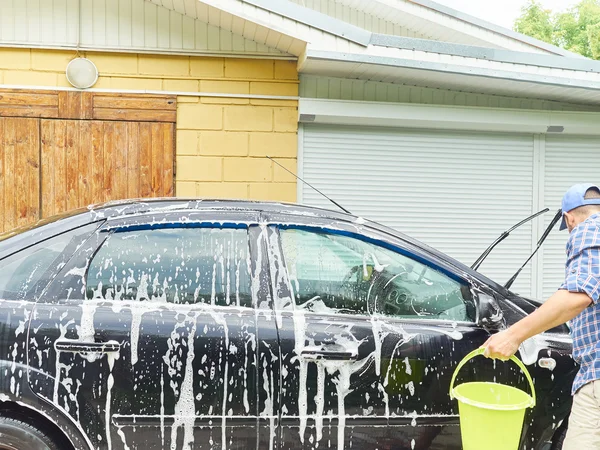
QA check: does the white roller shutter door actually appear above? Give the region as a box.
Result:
[301,125,536,297]
[543,136,600,299]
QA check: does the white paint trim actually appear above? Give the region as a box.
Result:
[0,43,296,60]
[299,98,600,136]
[534,134,547,301]
[0,84,299,101]
[297,124,305,203]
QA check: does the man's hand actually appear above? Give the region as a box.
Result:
[481,290,590,361]
[482,329,521,361]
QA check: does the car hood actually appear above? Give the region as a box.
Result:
[507,294,571,335]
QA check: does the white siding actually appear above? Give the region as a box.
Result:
[299,75,600,112]
[300,124,536,296]
[0,0,285,56]
[542,136,600,299]
[289,0,431,39]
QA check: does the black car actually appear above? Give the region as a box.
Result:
[0,199,575,450]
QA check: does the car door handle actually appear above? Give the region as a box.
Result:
[55,340,121,354]
[301,346,358,361]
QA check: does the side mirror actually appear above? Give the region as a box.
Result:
[477,292,505,332]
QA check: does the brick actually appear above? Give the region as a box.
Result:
[139,55,190,76]
[224,106,273,131]
[199,132,248,156]
[177,104,223,130]
[177,156,222,182]
[110,77,162,90]
[190,57,224,77]
[197,182,249,199]
[31,50,73,71]
[200,80,249,94]
[225,59,274,79]
[274,107,297,132]
[176,130,200,155]
[250,82,298,96]
[0,48,30,69]
[178,96,200,103]
[87,52,138,75]
[250,99,298,107]
[163,79,200,92]
[201,97,249,105]
[249,133,297,158]
[224,158,272,182]
[176,181,198,197]
[273,158,297,182]
[4,70,58,86]
[274,60,298,80]
[249,182,296,202]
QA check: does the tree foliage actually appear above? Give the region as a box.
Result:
[514,0,600,59]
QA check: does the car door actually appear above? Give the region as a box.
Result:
[265,219,525,450]
[28,210,272,450]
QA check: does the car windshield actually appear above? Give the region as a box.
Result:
[0,207,90,243]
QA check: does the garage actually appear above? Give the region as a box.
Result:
[298,105,600,299]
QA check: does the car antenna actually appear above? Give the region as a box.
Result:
[266,155,352,214]
[471,208,550,271]
[505,208,562,290]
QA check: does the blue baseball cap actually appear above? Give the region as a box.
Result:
[560,183,600,230]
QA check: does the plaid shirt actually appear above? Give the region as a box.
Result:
[560,212,600,395]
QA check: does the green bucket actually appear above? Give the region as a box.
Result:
[449,348,536,450]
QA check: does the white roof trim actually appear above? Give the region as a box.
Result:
[240,0,371,45]
[305,47,600,87]
[370,35,600,73]
[302,48,600,105]
[409,0,583,58]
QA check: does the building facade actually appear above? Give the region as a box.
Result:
[3,0,600,297]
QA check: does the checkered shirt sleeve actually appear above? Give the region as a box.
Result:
[560,221,600,303]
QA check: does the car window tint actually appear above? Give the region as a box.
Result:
[280,228,475,322]
[0,223,99,300]
[86,227,252,307]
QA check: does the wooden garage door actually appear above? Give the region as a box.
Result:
[41,120,174,217]
[0,90,176,232]
[0,117,40,232]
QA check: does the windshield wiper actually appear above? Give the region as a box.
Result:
[471,208,550,271]
[505,208,562,290]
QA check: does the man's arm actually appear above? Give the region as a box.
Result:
[482,289,591,360]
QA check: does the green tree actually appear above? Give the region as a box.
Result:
[514,0,553,43]
[513,0,600,59]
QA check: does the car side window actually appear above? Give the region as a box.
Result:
[86,227,252,307]
[280,228,475,322]
[0,223,100,300]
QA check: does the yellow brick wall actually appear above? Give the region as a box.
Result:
[0,48,299,203]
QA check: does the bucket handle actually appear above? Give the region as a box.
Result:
[449,348,536,407]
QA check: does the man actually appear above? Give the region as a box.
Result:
[483,183,600,448]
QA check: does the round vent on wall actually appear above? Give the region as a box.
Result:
[66,57,99,89]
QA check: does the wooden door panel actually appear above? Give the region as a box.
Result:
[40,120,175,217]
[0,117,40,232]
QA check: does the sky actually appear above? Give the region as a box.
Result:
[433,0,580,29]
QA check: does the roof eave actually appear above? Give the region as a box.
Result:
[405,0,584,58]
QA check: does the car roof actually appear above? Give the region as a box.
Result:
[2,198,511,297]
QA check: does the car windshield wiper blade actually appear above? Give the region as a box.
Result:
[471,208,550,271]
[505,208,562,290]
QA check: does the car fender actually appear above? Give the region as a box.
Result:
[0,360,95,450]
